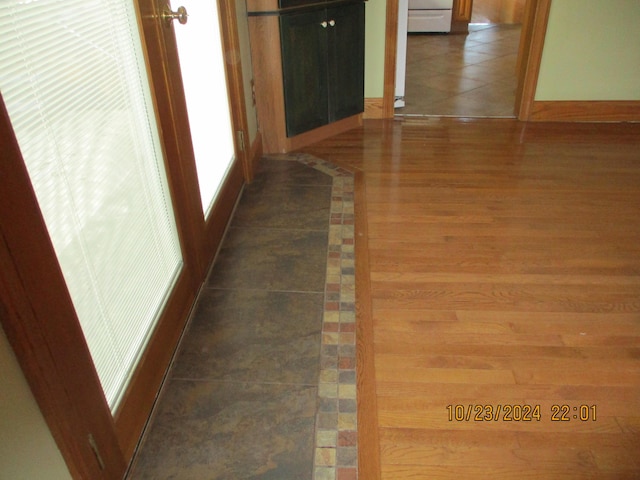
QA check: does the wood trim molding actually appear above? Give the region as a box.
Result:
[114,273,196,459]
[354,169,382,480]
[248,131,264,178]
[112,0,207,459]
[529,101,640,122]
[516,0,552,120]
[135,0,206,279]
[117,0,252,451]
[364,98,385,119]
[247,15,289,153]
[202,159,245,267]
[382,0,399,119]
[454,0,473,19]
[451,0,473,33]
[218,0,255,183]
[285,114,363,152]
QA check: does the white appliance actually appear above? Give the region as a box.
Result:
[408,0,453,33]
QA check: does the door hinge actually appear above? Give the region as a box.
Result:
[88,433,106,471]
[236,130,245,152]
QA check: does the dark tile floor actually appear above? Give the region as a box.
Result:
[127,155,357,480]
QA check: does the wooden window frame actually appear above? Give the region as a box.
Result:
[0,0,254,476]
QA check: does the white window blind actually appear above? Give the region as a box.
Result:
[0,0,183,410]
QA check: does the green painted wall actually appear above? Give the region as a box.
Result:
[536,0,640,100]
[359,0,640,103]
[364,0,388,98]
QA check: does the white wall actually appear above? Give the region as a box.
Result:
[0,327,71,480]
[536,0,640,100]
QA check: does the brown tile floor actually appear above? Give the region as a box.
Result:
[126,155,357,480]
[397,24,522,117]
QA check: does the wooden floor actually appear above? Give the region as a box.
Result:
[301,118,640,480]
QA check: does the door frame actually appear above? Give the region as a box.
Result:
[381,0,553,119]
[200,0,255,271]
[0,0,252,476]
[134,0,254,279]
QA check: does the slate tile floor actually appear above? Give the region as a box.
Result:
[127,154,357,480]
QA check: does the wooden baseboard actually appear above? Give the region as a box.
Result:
[280,114,362,153]
[450,20,469,34]
[364,98,385,119]
[247,132,263,182]
[203,159,244,267]
[530,101,640,122]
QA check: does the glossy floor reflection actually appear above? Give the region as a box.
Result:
[127,156,357,480]
[398,24,522,117]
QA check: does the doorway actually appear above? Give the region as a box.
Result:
[397,0,526,117]
[386,0,552,120]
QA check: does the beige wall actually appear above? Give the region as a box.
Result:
[364,0,388,99]
[236,0,259,144]
[0,327,71,479]
[536,0,640,100]
[361,0,640,103]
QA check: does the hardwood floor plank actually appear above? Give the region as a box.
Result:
[374,310,640,336]
[375,383,640,407]
[377,399,622,432]
[370,273,640,287]
[374,363,517,385]
[380,443,600,470]
[370,283,640,313]
[381,465,640,480]
[300,118,640,479]
[379,428,640,473]
[373,330,566,347]
[373,343,640,360]
[375,354,640,383]
[353,169,383,480]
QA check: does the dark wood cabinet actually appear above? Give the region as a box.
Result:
[280,2,365,137]
[247,0,365,153]
[280,9,329,136]
[327,4,365,123]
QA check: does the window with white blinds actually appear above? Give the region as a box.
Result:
[0,0,183,410]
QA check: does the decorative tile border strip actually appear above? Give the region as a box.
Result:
[267,153,357,480]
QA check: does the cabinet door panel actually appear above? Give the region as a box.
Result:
[280,10,329,137]
[327,3,365,123]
